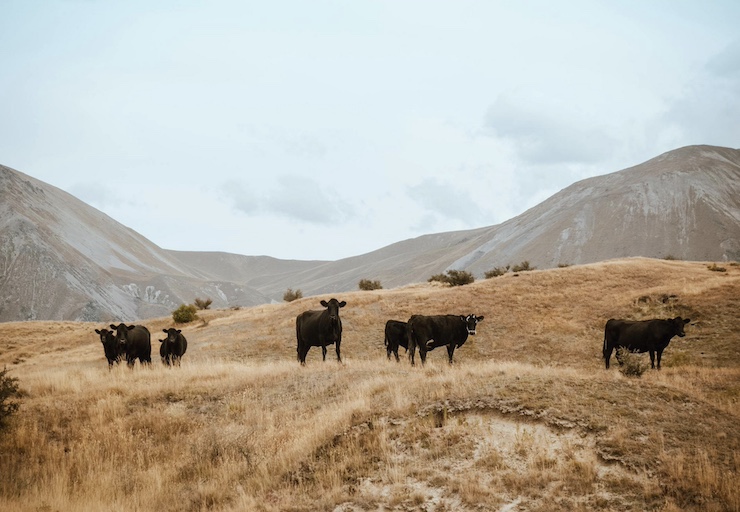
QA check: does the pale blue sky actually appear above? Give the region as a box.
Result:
[2,1,739,260]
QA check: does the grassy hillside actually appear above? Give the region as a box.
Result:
[0,258,738,511]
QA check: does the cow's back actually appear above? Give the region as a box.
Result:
[297,310,324,342]
[128,326,152,357]
[385,320,408,348]
[177,333,188,356]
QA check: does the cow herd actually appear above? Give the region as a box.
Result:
[94,298,691,371]
[296,298,484,366]
[94,323,188,369]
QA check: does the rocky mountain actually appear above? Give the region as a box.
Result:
[1,144,739,322]
[0,167,317,322]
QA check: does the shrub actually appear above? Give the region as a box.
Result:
[358,279,382,291]
[172,304,198,324]
[194,297,213,310]
[616,348,648,378]
[557,263,571,268]
[0,367,20,428]
[283,288,303,302]
[484,266,509,279]
[512,261,535,272]
[428,269,475,286]
[707,263,726,272]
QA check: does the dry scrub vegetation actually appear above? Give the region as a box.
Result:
[0,257,739,511]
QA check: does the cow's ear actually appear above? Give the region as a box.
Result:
[460,315,466,321]
[95,329,102,334]
[163,329,168,334]
[127,325,136,330]
[176,329,181,334]
[476,316,484,322]
[338,301,346,308]
[159,339,165,343]
[320,300,329,307]
[683,318,691,324]
[109,324,116,330]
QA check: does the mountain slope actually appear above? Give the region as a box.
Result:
[0,166,275,321]
[446,145,740,275]
[1,144,739,321]
[181,145,739,300]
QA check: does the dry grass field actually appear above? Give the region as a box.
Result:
[0,257,739,511]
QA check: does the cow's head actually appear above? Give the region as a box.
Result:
[96,328,121,360]
[320,298,346,324]
[163,328,181,343]
[95,328,113,345]
[461,314,484,335]
[110,323,136,346]
[671,317,691,337]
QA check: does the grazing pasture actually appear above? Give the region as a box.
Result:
[0,258,738,511]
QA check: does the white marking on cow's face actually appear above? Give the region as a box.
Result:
[464,314,481,335]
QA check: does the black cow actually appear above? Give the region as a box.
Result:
[603,316,691,370]
[384,320,408,362]
[110,323,152,367]
[160,328,188,366]
[95,328,123,368]
[296,298,346,365]
[407,314,484,365]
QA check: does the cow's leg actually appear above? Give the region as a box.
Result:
[419,346,427,365]
[299,345,309,365]
[655,349,663,370]
[335,341,342,363]
[321,345,328,361]
[394,349,400,363]
[408,340,417,366]
[649,350,656,369]
[447,344,455,364]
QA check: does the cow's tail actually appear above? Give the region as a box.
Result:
[603,332,607,359]
[407,323,417,362]
[384,331,389,348]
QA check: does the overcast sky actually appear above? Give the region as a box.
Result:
[2,1,739,260]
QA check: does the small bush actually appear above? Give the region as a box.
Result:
[428,269,475,286]
[558,263,571,268]
[512,261,535,272]
[172,304,198,324]
[707,263,726,272]
[0,367,20,428]
[283,288,303,302]
[484,266,509,279]
[358,279,382,291]
[194,297,213,310]
[616,348,648,378]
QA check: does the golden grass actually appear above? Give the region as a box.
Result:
[0,257,738,511]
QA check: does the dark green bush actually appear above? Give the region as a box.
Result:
[0,367,20,428]
[283,288,303,302]
[172,304,198,324]
[512,261,535,272]
[358,279,382,291]
[194,297,213,310]
[484,265,510,278]
[707,263,726,272]
[429,269,475,286]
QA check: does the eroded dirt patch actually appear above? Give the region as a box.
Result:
[331,411,657,512]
